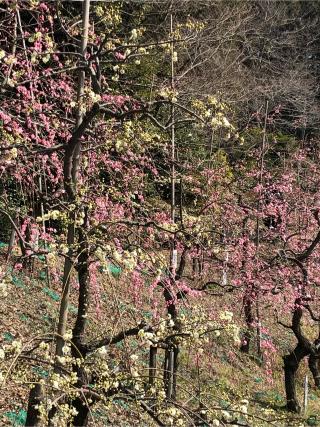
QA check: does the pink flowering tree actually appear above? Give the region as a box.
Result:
[0,2,244,425]
[1,1,319,425]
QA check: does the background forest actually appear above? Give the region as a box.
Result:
[0,1,320,426]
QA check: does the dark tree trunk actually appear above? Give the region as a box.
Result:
[72,228,90,354]
[283,343,309,412]
[162,245,186,400]
[21,222,32,271]
[70,370,91,427]
[163,283,177,399]
[25,384,43,426]
[175,247,187,281]
[309,353,320,388]
[172,346,179,399]
[164,348,173,398]
[70,224,91,426]
[192,257,197,276]
[72,404,89,427]
[149,345,157,385]
[163,345,179,399]
[240,292,254,353]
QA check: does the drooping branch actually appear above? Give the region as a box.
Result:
[303,304,320,322]
[123,388,166,427]
[83,323,152,355]
[0,208,26,252]
[296,229,320,261]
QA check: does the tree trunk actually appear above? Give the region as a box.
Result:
[72,400,90,427]
[256,299,263,365]
[164,348,174,398]
[56,221,75,358]
[22,222,32,271]
[72,226,90,356]
[164,346,179,399]
[163,283,177,399]
[172,346,179,399]
[32,2,91,425]
[25,384,43,426]
[149,346,157,385]
[69,220,91,426]
[308,353,320,388]
[69,230,90,425]
[240,292,254,353]
[283,343,309,412]
[70,366,91,427]
[55,0,90,359]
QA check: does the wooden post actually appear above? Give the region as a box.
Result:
[303,374,308,415]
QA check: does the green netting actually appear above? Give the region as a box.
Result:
[218,399,229,409]
[39,271,47,281]
[3,332,14,342]
[4,409,27,426]
[42,287,59,302]
[142,310,152,319]
[108,263,122,278]
[32,366,49,378]
[114,399,129,410]
[306,416,319,426]
[12,276,27,290]
[69,304,78,314]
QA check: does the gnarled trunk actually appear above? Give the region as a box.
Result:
[283,344,309,412]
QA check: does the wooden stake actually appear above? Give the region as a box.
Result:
[303,374,308,415]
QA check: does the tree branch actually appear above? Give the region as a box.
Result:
[85,323,152,354]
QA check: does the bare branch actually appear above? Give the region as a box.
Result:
[85,323,152,354]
